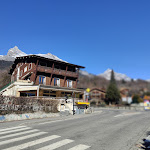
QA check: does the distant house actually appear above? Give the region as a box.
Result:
[0,54,85,98]
[143,95,150,101]
[89,88,106,105]
[120,88,132,104]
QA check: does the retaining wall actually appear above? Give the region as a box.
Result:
[0,111,59,122]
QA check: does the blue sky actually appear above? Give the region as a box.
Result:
[0,0,150,79]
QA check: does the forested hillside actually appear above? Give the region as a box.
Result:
[0,61,12,89]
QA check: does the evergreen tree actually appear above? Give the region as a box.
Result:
[132,94,143,103]
[106,70,121,104]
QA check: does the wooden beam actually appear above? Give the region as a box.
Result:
[50,63,55,85]
[63,66,68,87]
[75,68,79,88]
[33,60,39,83]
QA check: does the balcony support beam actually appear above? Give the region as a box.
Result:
[50,63,54,85]
[63,66,68,87]
[75,68,79,88]
[32,60,39,84]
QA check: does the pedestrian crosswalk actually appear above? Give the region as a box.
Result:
[0,126,90,150]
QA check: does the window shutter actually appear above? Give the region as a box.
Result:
[39,76,41,84]
[54,78,56,86]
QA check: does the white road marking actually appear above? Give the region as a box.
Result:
[3,135,60,150]
[114,112,141,117]
[0,126,27,132]
[38,111,103,125]
[68,144,91,150]
[36,139,74,150]
[0,127,31,135]
[0,129,39,140]
[0,125,91,150]
[0,132,46,146]
[39,120,62,125]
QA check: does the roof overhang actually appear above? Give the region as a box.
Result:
[10,55,85,74]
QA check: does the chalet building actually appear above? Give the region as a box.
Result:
[0,55,85,98]
[120,88,132,104]
[89,88,106,105]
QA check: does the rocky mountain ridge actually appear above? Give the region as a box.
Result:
[0,46,66,62]
[80,69,132,81]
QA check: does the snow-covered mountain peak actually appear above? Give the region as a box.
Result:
[146,79,150,82]
[103,68,112,73]
[0,46,66,62]
[98,69,131,81]
[36,52,66,62]
[79,70,94,78]
[7,46,26,58]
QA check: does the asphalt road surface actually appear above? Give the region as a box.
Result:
[0,109,150,150]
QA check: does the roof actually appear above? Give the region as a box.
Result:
[143,95,150,100]
[90,88,106,93]
[10,54,85,74]
[19,55,84,68]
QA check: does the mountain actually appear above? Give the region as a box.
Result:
[7,46,27,58]
[0,46,27,61]
[146,79,150,82]
[0,46,66,62]
[79,70,94,78]
[98,69,132,81]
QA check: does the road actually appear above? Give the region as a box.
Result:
[0,109,150,150]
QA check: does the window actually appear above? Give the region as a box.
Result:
[67,80,72,88]
[24,66,27,73]
[28,63,32,70]
[39,76,46,85]
[54,78,60,86]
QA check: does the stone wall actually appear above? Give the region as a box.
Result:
[0,96,59,115]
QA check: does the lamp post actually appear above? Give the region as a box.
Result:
[72,92,75,115]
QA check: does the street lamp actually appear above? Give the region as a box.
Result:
[72,92,75,115]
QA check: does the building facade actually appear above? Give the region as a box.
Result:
[89,88,106,105]
[1,55,85,98]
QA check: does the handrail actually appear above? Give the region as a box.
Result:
[37,65,78,77]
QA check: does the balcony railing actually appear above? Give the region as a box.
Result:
[37,66,78,78]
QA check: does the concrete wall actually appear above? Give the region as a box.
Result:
[0,112,59,122]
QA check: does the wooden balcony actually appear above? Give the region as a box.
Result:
[37,66,78,78]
